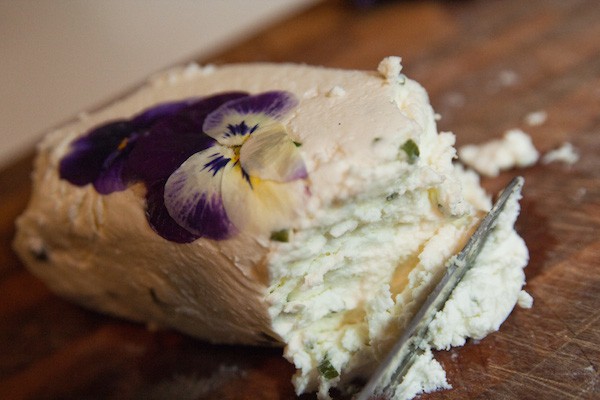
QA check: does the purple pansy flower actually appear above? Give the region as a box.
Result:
[59,91,307,243]
[59,98,198,194]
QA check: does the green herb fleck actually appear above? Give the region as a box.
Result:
[318,357,339,380]
[372,137,382,144]
[401,139,420,164]
[293,141,302,147]
[270,229,290,242]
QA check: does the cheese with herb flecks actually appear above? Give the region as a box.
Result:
[14,58,529,399]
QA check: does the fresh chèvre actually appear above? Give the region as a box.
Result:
[13,57,529,399]
[458,128,539,177]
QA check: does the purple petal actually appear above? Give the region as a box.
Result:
[164,149,237,240]
[125,92,249,185]
[58,101,192,192]
[203,91,298,135]
[145,181,199,243]
[131,98,197,126]
[124,117,216,184]
[174,92,250,133]
[59,120,133,190]
[60,91,262,243]
[164,177,236,240]
[177,191,234,240]
[93,156,129,194]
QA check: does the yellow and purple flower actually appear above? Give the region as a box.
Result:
[59,91,307,242]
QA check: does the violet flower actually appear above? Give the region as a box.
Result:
[59,99,196,194]
[59,91,307,243]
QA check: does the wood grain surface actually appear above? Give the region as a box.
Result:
[1,0,599,399]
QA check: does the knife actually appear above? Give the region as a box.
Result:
[355,176,524,400]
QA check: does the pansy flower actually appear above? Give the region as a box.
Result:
[58,99,196,194]
[59,91,307,243]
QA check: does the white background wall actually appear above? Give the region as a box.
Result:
[0,0,315,168]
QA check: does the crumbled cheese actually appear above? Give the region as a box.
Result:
[498,69,519,87]
[542,142,579,165]
[459,129,539,177]
[443,92,466,108]
[517,290,534,309]
[524,110,548,126]
[427,187,528,350]
[378,56,403,82]
[14,59,531,400]
[391,349,451,400]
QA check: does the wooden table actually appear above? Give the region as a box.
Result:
[1,0,599,398]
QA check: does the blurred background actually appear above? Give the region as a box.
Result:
[0,0,316,169]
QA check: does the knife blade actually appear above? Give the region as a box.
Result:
[355,176,524,400]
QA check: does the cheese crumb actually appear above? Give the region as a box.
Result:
[378,56,403,82]
[517,290,534,308]
[443,92,465,108]
[498,69,519,87]
[524,110,548,126]
[392,349,450,400]
[542,142,579,165]
[182,62,202,78]
[458,129,539,177]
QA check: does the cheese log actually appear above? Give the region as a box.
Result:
[14,58,529,399]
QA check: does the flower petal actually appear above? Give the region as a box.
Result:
[145,180,199,243]
[125,92,249,185]
[125,117,216,185]
[239,124,307,182]
[59,120,134,191]
[238,124,306,183]
[203,91,298,146]
[130,98,196,127]
[164,146,236,240]
[221,161,304,235]
[93,155,128,194]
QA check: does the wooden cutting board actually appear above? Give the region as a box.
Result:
[1,0,599,399]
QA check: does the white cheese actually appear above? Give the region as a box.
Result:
[518,290,534,309]
[524,110,548,126]
[458,128,539,177]
[391,349,451,400]
[542,142,579,165]
[14,58,530,400]
[426,187,528,350]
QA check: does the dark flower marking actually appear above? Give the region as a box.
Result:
[204,154,231,176]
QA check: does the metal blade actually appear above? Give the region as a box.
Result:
[355,176,524,400]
